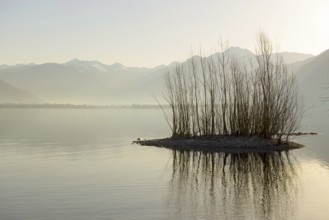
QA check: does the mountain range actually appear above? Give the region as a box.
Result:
[0,47,326,107]
[297,49,329,108]
[0,79,43,104]
[0,59,165,104]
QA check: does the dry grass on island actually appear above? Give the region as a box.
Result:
[135,32,306,153]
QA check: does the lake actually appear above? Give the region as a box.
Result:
[0,108,328,220]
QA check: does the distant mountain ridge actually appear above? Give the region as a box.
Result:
[297,49,329,107]
[0,58,166,104]
[275,52,313,64]
[0,79,43,104]
[0,47,319,105]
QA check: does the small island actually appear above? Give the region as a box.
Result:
[134,136,304,153]
[135,33,306,153]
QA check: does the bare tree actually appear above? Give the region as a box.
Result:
[161,32,303,143]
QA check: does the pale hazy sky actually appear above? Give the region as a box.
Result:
[1,0,328,67]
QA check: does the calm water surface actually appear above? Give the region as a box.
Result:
[0,108,328,220]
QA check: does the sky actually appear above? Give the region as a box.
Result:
[1,0,329,67]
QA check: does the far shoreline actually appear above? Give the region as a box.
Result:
[0,103,169,109]
[133,135,305,153]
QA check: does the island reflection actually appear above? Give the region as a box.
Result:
[168,150,300,220]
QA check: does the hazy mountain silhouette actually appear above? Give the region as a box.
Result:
[0,48,316,104]
[0,60,166,104]
[297,49,329,108]
[275,52,313,65]
[0,79,43,104]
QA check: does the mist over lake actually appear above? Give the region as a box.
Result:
[1,1,329,219]
[0,43,328,219]
[0,107,328,220]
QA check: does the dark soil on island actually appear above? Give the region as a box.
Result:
[133,135,304,153]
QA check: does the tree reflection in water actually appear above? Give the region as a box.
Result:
[168,150,300,220]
